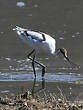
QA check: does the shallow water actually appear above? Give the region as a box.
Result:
[0,0,83,100]
[0,71,83,82]
[0,57,83,83]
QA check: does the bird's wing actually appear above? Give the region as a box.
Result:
[24,30,46,42]
[13,26,46,42]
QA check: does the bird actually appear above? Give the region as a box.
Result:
[13,26,79,78]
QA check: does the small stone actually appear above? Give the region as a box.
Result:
[16,2,25,7]
[58,98,62,103]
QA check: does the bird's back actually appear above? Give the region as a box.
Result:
[13,26,56,55]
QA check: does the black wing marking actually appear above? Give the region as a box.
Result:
[24,30,46,42]
[41,33,46,41]
[24,31,29,37]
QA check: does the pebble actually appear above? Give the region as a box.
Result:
[16,2,25,7]
[59,37,64,40]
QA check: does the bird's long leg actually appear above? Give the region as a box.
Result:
[27,49,45,77]
[27,49,36,77]
[41,65,45,77]
[32,52,36,77]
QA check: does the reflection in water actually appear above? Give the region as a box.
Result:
[31,78,45,97]
[29,78,83,101]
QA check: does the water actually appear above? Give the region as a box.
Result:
[0,57,83,82]
[0,0,83,100]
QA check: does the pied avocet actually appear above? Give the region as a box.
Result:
[13,26,79,77]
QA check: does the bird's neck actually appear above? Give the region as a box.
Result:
[53,49,61,56]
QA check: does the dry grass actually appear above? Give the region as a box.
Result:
[0,90,83,110]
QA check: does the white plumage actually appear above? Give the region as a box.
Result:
[13,26,78,77]
[13,26,56,55]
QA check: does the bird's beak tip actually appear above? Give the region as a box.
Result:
[66,56,80,69]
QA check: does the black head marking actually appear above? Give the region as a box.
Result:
[60,48,67,57]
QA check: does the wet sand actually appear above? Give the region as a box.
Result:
[0,81,83,101]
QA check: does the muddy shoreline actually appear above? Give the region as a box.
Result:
[0,87,83,110]
[0,81,83,102]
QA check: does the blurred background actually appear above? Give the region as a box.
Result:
[0,0,83,73]
[0,0,82,59]
[0,0,83,100]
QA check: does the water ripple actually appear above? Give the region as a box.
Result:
[0,57,83,83]
[0,72,83,83]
